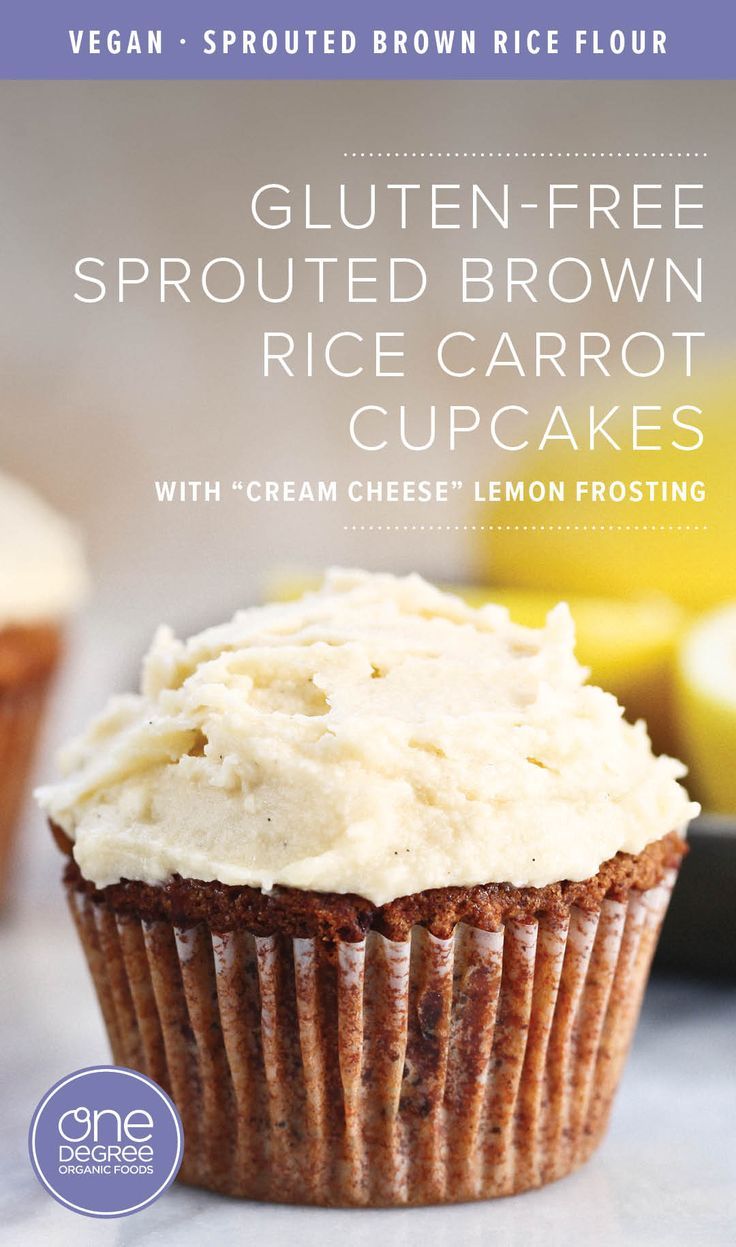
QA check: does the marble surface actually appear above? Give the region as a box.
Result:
[0,895,734,1247]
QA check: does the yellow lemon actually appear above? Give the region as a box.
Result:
[266,571,684,756]
[474,373,735,609]
[676,604,736,812]
[264,568,321,603]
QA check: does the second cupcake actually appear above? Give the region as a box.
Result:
[0,470,87,902]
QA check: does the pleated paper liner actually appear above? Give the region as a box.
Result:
[0,644,59,903]
[65,866,676,1205]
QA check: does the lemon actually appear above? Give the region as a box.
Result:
[264,568,321,604]
[266,571,684,756]
[474,373,735,609]
[676,604,736,812]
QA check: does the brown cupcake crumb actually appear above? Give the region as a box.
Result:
[55,823,686,942]
[0,624,62,691]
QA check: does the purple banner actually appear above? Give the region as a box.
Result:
[1,1,734,80]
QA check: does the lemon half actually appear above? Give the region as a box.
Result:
[474,374,736,609]
[676,604,736,812]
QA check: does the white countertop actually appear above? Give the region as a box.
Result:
[0,894,733,1247]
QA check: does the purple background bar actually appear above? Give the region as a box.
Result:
[1,1,734,80]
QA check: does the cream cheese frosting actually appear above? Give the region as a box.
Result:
[37,570,697,903]
[0,470,88,627]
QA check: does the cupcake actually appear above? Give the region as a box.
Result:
[37,570,696,1205]
[0,471,87,901]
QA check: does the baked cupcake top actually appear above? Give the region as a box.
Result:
[37,569,696,904]
[0,470,88,627]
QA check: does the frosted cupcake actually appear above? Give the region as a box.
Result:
[0,471,87,901]
[37,571,696,1205]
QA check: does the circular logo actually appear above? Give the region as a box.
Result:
[29,1066,184,1218]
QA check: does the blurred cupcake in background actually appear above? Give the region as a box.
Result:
[0,469,87,902]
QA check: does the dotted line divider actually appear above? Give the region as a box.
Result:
[343,523,709,532]
[344,151,707,159]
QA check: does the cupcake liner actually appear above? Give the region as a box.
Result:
[66,868,677,1206]
[0,676,56,902]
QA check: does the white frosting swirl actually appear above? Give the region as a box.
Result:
[0,471,88,626]
[36,570,696,903]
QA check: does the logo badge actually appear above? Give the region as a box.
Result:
[29,1066,184,1218]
